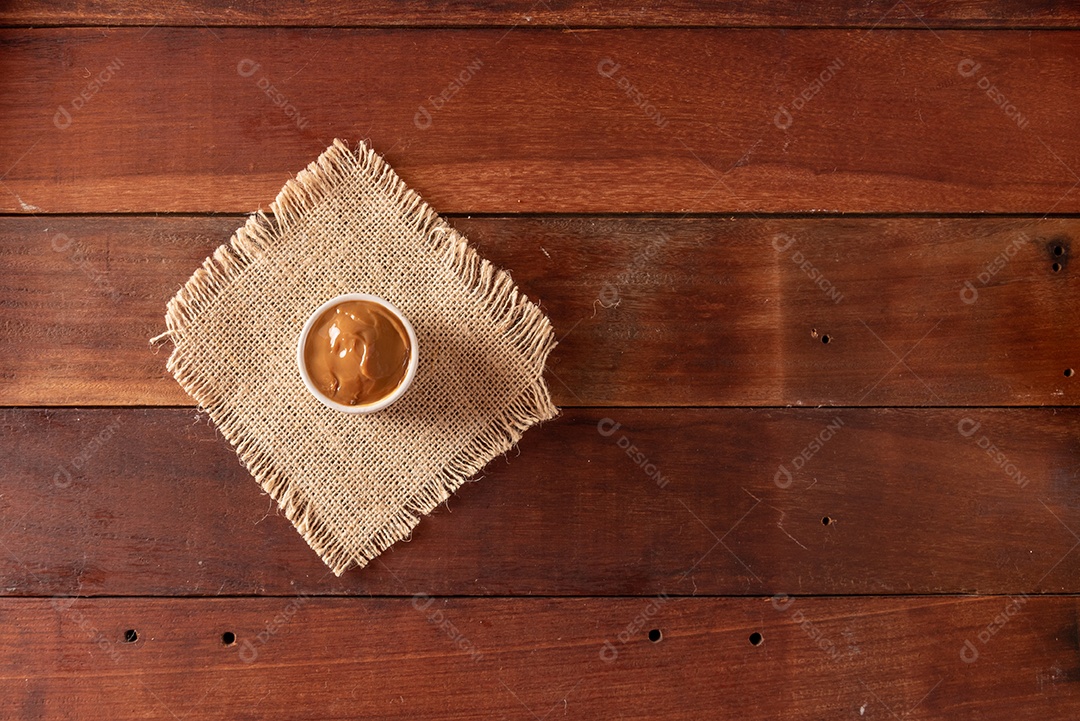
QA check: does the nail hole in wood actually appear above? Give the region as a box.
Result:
[822,516,833,526]
[648,628,662,643]
[821,335,831,344]
[1053,262,1062,272]
[222,631,236,646]
[749,632,763,646]
[1066,369,1074,378]
[123,629,138,643]
[1054,245,1065,257]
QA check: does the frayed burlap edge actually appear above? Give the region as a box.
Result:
[152,139,558,576]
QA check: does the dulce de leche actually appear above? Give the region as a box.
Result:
[302,300,412,406]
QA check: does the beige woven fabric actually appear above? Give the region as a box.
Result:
[155,140,557,575]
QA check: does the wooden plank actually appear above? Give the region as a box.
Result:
[3,0,1078,27]
[2,407,1078,596]
[2,215,1077,407]
[2,595,1077,719]
[2,29,1079,214]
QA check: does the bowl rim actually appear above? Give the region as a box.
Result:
[296,292,419,414]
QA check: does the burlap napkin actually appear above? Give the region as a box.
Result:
[154,139,557,575]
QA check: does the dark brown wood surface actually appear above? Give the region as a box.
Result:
[2,408,1077,597]
[2,29,1079,214]
[2,596,1076,720]
[3,0,1079,27]
[2,216,1076,407]
[2,7,1077,719]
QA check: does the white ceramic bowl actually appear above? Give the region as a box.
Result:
[296,293,419,414]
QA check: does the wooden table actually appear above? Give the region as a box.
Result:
[2,2,1079,718]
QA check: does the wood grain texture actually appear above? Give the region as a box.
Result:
[2,215,1077,407]
[3,596,1078,719]
[2,408,1078,597]
[3,29,1079,214]
[3,0,1079,27]
[2,11,1076,720]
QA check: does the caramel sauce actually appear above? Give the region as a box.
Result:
[303,300,411,406]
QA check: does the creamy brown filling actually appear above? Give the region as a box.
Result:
[303,300,411,406]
